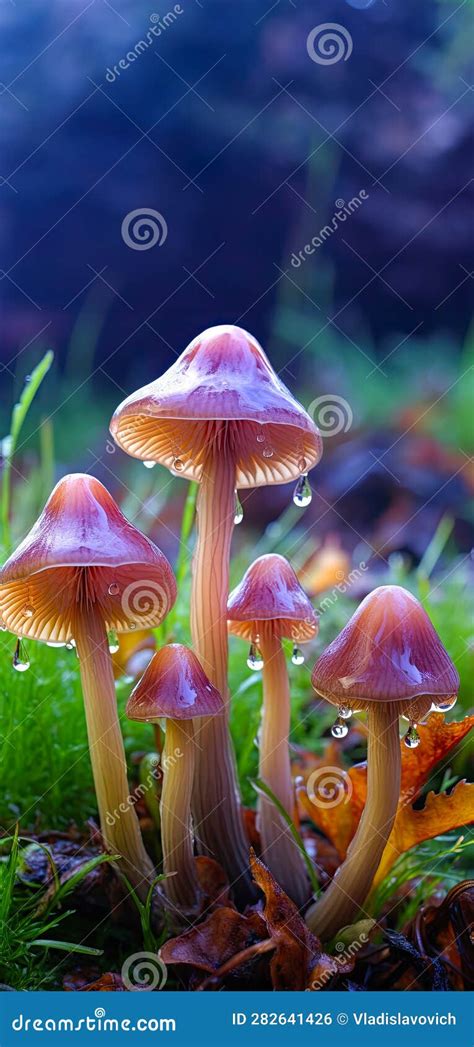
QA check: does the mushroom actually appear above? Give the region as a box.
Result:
[126,644,223,912]
[305,584,460,940]
[227,554,319,906]
[110,325,322,889]
[0,474,176,895]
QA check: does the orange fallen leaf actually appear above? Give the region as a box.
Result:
[298,539,350,597]
[399,713,474,805]
[300,714,474,863]
[374,780,474,886]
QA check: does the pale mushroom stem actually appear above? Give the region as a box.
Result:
[74,608,155,898]
[190,441,252,895]
[306,702,401,940]
[161,719,200,911]
[259,629,310,907]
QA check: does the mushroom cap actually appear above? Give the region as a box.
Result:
[311,585,459,713]
[110,325,322,488]
[0,474,177,644]
[126,644,223,722]
[227,554,318,642]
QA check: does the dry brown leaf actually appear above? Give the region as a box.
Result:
[64,971,125,991]
[195,856,232,910]
[160,907,267,977]
[250,850,322,990]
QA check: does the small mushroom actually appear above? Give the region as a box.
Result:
[0,474,176,895]
[110,325,322,889]
[228,554,319,906]
[126,644,223,913]
[305,584,460,940]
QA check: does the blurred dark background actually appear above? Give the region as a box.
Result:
[0,0,473,564]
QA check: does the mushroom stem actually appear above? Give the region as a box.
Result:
[74,609,155,897]
[258,630,310,906]
[306,702,401,940]
[161,719,200,911]
[190,443,251,895]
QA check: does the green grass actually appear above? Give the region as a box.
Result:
[0,829,110,989]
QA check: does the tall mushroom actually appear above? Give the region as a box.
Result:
[126,644,223,913]
[0,474,176,895]
[305,584,459,940]
[110,325,322,889]
[227,554,318,906]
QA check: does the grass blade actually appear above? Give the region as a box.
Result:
[31,939,103,956]
[250,778,320,895]
[1,350,54,551]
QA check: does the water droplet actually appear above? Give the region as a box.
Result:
[293,473,312,508]
[338,705,353,720]
[256,432,265,444]
[262,447,273,459]
[66,640,76,650]
[291,645,304,665]
[23,605,34,619]
[108,629,119,654]
[13,639,30,673]
[173,458,184,472]
[331,716,349,739]
[234,491,244,525]
[404,724,420,749]
[129,622,137,630]
[108,582,119,596]
[247,643,263,671]
[143,460,156,469]
[431,694,457,713]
